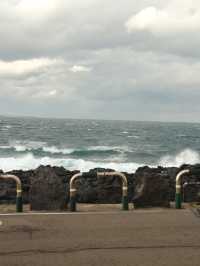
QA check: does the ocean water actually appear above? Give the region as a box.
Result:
[0,116,200,172]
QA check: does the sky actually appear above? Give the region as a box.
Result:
[0,0,200,122]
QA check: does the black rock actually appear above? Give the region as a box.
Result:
[75,168,135,203]
[0,164,200,209]
[0,169,33,204]
[29,165,70,211]
[179,164,200,202]
[133,166,170,208]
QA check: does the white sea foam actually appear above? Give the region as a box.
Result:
[127,135,140,139]
[88,146,127,152]
[14,145,28,152]
[0,145,11,149]
[0,143,28,151]
[0,153,143,173]
[0,142,130,155]
[2,148,199,173]
[4,125,12,129]
[158,149,200,167]
[42,145,130,154]
[0,125,12,131]
[7,140,46,152]
[42,146,74,154]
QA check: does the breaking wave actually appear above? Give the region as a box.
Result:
[42,146,74,154]
[158,149,200,167]
[0,153,143,173]
[0,140,46,152]
[1,142,200,173]
[43,145,128,155]
[0,141,131,156]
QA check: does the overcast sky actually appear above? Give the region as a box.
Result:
[0,0,200,122]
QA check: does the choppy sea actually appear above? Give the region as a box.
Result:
[0,116,200,172]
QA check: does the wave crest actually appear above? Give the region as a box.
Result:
[159,149,200,167]
[0,142,131,156]
[0,153,142,173]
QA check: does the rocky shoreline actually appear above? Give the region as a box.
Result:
[0,164,200,210]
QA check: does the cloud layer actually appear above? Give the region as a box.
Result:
[0,58,60,76]
[0,0,200,122]
[126,3,200,34]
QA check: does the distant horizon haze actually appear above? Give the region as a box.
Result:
[0,113,200,125]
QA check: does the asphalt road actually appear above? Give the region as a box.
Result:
[0,208,200,266]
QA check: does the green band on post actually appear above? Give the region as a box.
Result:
[70,196,77,212]
[175,193,181,209]
[16,196,23,213]
[122,196,129,211]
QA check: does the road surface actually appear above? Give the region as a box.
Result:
[0,208,200,266]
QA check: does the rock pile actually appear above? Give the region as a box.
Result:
[0,164,200,210]
[75,169,135,204]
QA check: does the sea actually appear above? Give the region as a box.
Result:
[0,116,200,173]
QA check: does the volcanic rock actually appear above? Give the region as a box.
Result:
[29,165,71,211]
[133,166,170,208]
[0,169,33,204]
[76,169,135,203]
[179,164,200,202]
[0,164,200,209]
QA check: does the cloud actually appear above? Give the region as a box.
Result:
[17,0,57,14]
[0,58,61,77]
[124,0,200,58]
[31,89,61,99]
[69,65,92,73]
[125,1,200,35]
[49,90,57,96]
[0,1,200,121]
[0,0,140,60]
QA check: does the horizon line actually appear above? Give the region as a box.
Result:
[0,113,200,125]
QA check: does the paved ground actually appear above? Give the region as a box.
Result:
[0,207,200,266]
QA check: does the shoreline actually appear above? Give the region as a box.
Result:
[0,163,182,175]
[0,164,200,209]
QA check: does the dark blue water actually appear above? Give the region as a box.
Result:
[0,115,200,172]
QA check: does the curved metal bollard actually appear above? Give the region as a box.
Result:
[0,174,23,212]
[69,173,82,212]
[97,172,129,211]
[175,170,190,209]
[69,171,129,212]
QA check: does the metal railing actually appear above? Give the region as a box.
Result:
[69,171,129,212]
[0,174,23,212]
[175,170,190,209]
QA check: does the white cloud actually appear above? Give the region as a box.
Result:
[49,90,57,96]
[31,89,60,99]
[125,1,200,35]
[0,58,61,76]
[69,65,92,73]
[16,0,58,19]
[1,1,200,121]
